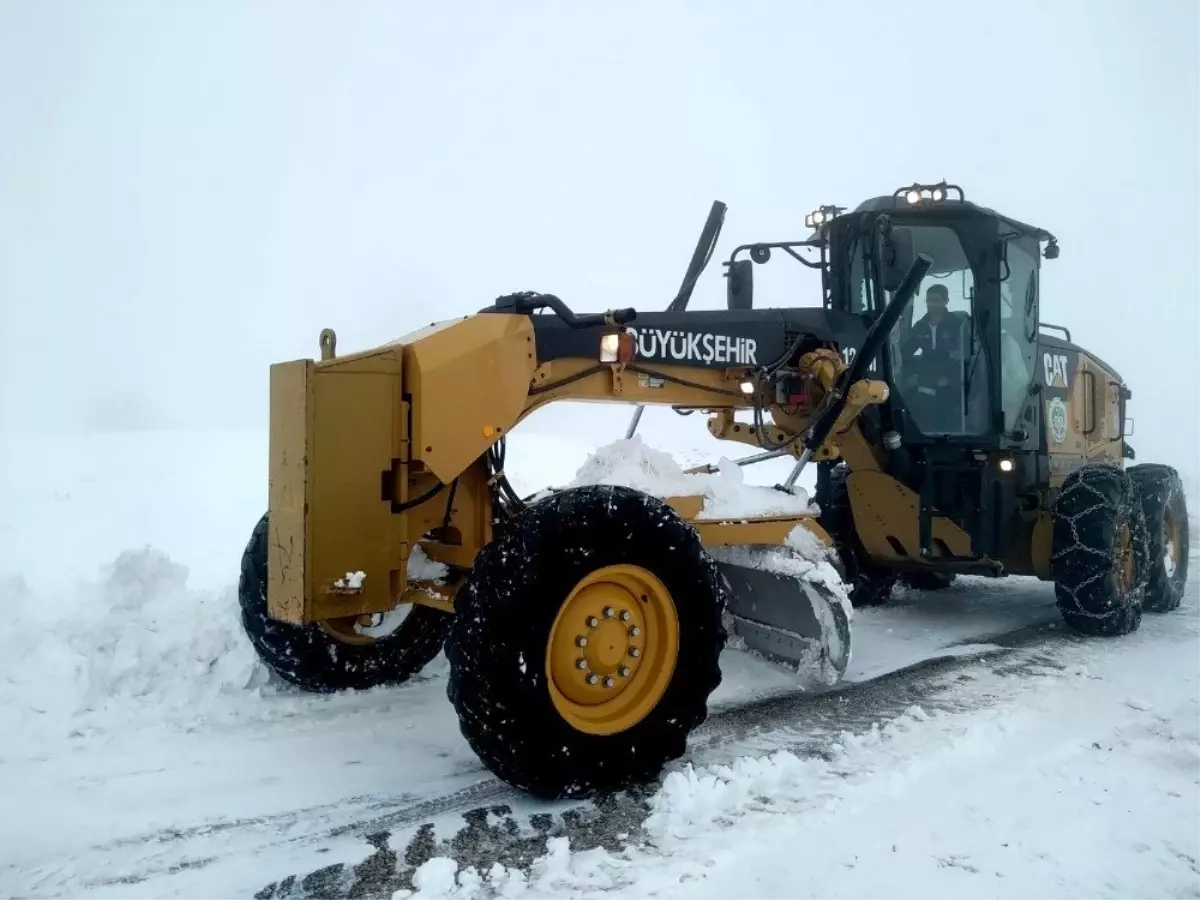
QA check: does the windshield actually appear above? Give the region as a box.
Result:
[851,223,991,436]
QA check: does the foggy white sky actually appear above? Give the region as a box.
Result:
[1,0,1197,484]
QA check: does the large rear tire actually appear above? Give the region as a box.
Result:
[817,464,896,608]
[1050,464,1149,636]
[239,513,452,693]
[1128,463,1190,613]
[444,485,727,799]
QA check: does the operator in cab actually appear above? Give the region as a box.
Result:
[899,283,968,432]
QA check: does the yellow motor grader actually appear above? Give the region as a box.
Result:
[239,183,1190,799]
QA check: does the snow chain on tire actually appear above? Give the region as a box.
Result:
[1127,463,1190,613]
[1049,463,1150,636]
[444,484,727,800]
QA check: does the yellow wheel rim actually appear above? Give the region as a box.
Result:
[319,614,382,646]
[318,605,410,646]
[545,564,679,736]
[1164,507,1181,578]
[1115,522,1135,592]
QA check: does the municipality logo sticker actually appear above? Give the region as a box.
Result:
[1048,397,1068,443]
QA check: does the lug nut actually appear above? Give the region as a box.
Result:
[603,606,615,618]
[586,673,599,685]
[629,626,641,637]
[575,636,588,647]
[586,616,599,628]
[619,609,631,622]
[629,647,641,658]
[576,658,588,670]
[603,676,615,688]
[618,666,630,678]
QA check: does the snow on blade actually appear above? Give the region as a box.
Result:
[713,524,853,620]
[563,436,854,636]
[563,436,817,520]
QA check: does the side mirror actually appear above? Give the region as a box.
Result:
[726,259,754,310]
[881,226,917,292]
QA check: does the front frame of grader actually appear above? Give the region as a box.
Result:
[264,301,890,631]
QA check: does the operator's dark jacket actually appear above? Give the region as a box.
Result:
[900,312,968,381]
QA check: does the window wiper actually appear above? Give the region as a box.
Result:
[962,318,987,404]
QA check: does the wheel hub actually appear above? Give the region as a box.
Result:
[1164,508,1180,578]
[546,565,679,735]
[1115,522,1135,593]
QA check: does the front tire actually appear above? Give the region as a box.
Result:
[1050,464,1149,636]
[1128,463,1190,613]
[239,514,452,693]
[444,485,727,800]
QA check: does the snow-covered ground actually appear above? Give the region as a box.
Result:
[399,608,1200,900]
[1,421,1197,899]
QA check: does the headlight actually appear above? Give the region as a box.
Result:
[600,333,621,363]
[600,331,635,364]
[805,204,844,230]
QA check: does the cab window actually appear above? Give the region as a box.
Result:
[888,225,989,436]
[998,237,1039,432]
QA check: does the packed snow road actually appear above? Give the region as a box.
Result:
[1,428,1197,899]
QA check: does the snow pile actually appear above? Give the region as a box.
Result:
[563,436,816,520]
[0,546,261,746]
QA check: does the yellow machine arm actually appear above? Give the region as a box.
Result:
[265,311,890,627]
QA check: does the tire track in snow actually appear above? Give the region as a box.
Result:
[251,641,1066,899]
[58,647,1021,897]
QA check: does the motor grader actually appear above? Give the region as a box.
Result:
[239,182,1190,799]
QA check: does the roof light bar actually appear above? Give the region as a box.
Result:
[894,181,965,205]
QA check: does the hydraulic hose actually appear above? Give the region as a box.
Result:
[504,292,636,328]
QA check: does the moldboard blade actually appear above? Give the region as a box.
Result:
[717,561,851,683]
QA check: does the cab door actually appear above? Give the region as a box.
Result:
[997,235,1042,449]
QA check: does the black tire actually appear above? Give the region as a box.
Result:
[1050,464,1149,636]
[444,484,727,800]
[817,464,896,607]
[898,570,957,591]
[239,513,452,693]
[1128,463,1190,613]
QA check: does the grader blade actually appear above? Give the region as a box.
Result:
[717,560,851,683]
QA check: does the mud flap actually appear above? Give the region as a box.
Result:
[717,561,852,685]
